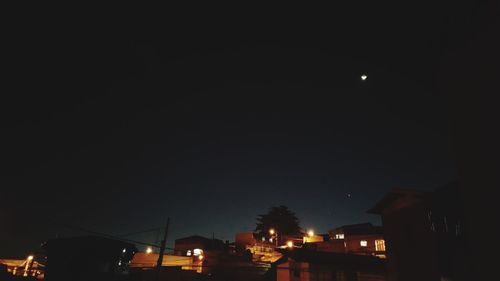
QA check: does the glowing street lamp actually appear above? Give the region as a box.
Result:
[307,230,314,237]
[286,241,294,248]
[146,247,153,254]
[269,228,278,246]
[24,255,34,276]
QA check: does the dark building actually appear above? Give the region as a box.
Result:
[276,248,386,281]
[42,236,137,281]
[368,183,471,281]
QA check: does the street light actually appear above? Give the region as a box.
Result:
[307,230,314,237]
[269,229,278,246]
[146,247,153,254]
[287,241,294,248]
[24,255,34,277]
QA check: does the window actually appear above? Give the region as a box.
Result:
[335,233,344,239]
[360,240,368,247]
[375,239,385,251]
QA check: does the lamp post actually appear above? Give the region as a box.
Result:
[23,255,33,277]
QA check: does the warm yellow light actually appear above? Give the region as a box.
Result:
[307,230,314,237]
[198,255,204,260]
[146,247,153,254]
[27,256,34,261]
[286,241,293,248]
[269,229,275,235]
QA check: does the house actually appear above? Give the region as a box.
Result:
[130,252,196,269]
[276,248,386,281]
[368,183,471,281]
[304,223,385,258]
[235,232,259,252]
[174,235,227,256]
[174,235,231,274]
[235,232,281,263]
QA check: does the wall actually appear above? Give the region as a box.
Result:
[344,234,385,255]
[382,204,440,281]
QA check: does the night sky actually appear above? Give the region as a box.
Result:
[2,2,487,257]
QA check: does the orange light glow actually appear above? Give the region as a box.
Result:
[198,255,204,260]
[269,229,275,235]
[307,230,314,237]
[146,247,153,254]
[286,241,293,248]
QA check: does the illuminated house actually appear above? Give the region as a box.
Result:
[235,232,281,263]
[304,223,386,258]
[174,235,229,274]
[174,235,227,256]
[129,252,194,268]
[368,183,471,281]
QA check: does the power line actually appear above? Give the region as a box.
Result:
[60,224,174,250]
[116,227,163,237]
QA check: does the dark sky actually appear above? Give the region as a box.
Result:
[2,2,488,257]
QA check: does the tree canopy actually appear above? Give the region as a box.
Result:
[255,205,301,238]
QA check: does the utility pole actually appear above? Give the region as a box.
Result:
[156,217,170,279]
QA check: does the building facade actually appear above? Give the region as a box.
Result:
[368,183,471,281]
[276,249,386,281]
[304,223,385,258]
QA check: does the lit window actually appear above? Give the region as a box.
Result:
[335,234,344,239]
[375,239,385,251]
[186,250,192,256]
[360,240,368,247]
[193,249,203,256]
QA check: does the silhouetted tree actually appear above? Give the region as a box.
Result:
[255,205,301,239]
